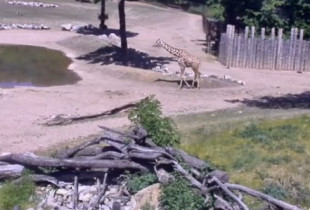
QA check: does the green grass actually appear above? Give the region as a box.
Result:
[0,177,36,210]
[180,115,310,208]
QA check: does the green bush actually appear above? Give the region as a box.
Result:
[0,177,36,210]
[127,172,158,194]
[129,95,180,147]
[262,183,289,200]
[160,176,206,210]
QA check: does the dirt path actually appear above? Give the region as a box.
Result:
[0,1,309,153]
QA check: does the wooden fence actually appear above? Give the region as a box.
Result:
[218,25,310,71]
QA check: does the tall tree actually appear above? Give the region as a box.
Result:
[118,0,128,65]
[94,0,108,30]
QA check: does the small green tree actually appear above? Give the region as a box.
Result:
[160,175,206,210]
[129,95,180,147]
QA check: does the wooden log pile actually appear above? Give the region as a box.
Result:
[0,125,302,210]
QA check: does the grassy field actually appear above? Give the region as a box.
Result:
[176,108,310,208]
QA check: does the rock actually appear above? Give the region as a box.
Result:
[99,205,110,210]
[56,188,69,197]
[71,25,83,32]
[155,168,173,184]
[79,193,93,202]
[223,75,231,80]
[131,183,161,210]
[61,24,72,31]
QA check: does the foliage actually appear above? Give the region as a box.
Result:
[160,175,206,210]
[204,0,310,37]
[180,115,310,208]
[127,172,158,194]
[262,183,289,200]
[129,95,180,147]
[0,177,36,210]
[239,123,304,151]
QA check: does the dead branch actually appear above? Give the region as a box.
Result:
[73,176,79,209]
[225,183,302,210]
[57,136,103,159]
[91,172,108,208]
[165,147,207,169]
[44,97,148,126]
[0,153,148,171]
[0,164,25,179]
[210,177,249,210]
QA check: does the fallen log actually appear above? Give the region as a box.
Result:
[44,97,148,126]
[225,183,302,210]
[0,153,148,171]
[0,164,24,179]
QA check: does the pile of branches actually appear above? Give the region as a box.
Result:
[0,125,301,210]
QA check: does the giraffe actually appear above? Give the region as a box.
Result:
[153,39,201,89]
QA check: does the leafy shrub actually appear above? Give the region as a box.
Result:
[127,172,158,194]
[262,183,289,200]
[160,175,206,210]
[129,95,180,147]
[0,177,36,209]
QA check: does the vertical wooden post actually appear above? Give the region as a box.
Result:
[242,26,249,68]
[73,176,79,209]
[292,28,298,70]
[271,28,276,70]
[226,25,235,68]
[260,28,265,69]
[298,29,304,71]
[250,26,255,68]
[276,29,283,70]
[236,35,242,67]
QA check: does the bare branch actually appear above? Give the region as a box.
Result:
[225,183,302,210]
[210,177,249,210]
[0,153,148,171]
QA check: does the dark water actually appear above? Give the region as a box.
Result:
[0,45,81,88]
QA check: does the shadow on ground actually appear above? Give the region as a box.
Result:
[77,46,174,69]
[154,77,241,89]
[227,91,310,109]
[76,27,139,38]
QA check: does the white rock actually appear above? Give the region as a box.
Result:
[224,75,231,80]
[100,205,110,210]
[70,25,82,32]
[79,193,93,202]
[61,24,72,31]
[56,188,69,196]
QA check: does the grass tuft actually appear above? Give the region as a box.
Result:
[0,177,36,210]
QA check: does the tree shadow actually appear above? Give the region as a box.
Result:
[226,91,310,109]
[77,46,174,69]
[76,27,139,38]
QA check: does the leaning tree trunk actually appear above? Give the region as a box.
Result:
[99,0,107,30]
[118,0,128,65]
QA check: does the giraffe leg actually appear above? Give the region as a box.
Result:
[179,63,190,89]
[191,73,197,88]
[196,71,201,89]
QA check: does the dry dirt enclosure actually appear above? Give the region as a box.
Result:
[0,0,310,153]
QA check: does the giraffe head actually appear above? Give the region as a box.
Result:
[153,39,164,47]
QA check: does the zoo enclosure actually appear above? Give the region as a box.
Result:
[218,25,310,71]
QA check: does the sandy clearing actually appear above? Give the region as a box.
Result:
[0,1,309,153]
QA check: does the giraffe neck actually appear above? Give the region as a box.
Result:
[161,41,183,58]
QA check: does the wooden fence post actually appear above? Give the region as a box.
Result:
[276,29,283,70]
[271,28,276,70]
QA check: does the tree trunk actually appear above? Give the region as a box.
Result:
[99,0,107,30]
[118,0,128,65]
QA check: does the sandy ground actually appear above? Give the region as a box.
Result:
[0,1,309,153]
